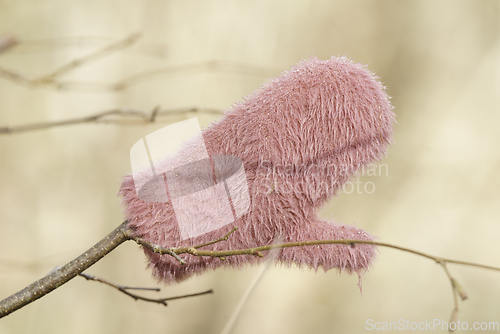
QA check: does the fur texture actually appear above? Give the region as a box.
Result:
[120,56,395,284]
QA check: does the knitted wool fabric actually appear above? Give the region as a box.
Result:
[120,56,395,284]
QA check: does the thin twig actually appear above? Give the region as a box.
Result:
[438,261,460,332]
[54,60,277,91]
[132,236,186,265]
[113,60,278,90]
[0,33,140,88]
[10,36,167,58]
[136,227,499,332]
[132,227,242,266]
[191,226,239,249]
[78,272,212,306]
[36,61,277,91]
[165,239,500,272]
[79,272,160,292]
[150,105,160,122]
[41,33,141,82]
[0,107,222,134]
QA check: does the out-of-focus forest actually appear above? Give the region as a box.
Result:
[1,1,499,333]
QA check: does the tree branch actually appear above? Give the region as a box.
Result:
[137,234,500,272]
[0,32,277,92]
[0,33,140,88]
[41,33,141,82]
[9,35,168,58]
[0,221,131,318]
[137,226,500,332]
[112,60,278,90]
[0,107,222,135]
[2,220,499,329]
[78,272,213,306]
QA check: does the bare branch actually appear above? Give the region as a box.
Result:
[0,33,140,88]
[0,33,277,91]
[0,33,277,92]
[191,226,239,249]
[0,221,132,318]
[0,220,214,318]
[78,272,212,306]
[50,60,277,91]
[131,227,242,265]
[2,220,499,325]
[0,107,223,135]
[113,60,278,90]
[136,226,500,331]
[41,33,141,82]
[10,36,167,58]
[139,233,499,272]
[132,237,187,265]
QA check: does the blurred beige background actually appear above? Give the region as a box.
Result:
[1,1,499,333]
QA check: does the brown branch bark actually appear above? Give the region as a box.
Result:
[2,219,499,327]
[0,221,131,318]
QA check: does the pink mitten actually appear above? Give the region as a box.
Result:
[120,56,395,284]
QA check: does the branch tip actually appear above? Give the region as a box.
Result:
[254,251,264,257]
